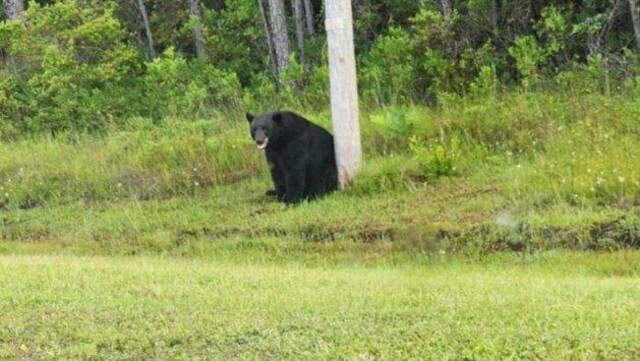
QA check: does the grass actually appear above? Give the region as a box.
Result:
[1,252,640,359]
[2,90,640,255]
[1,163,637,257]
[1,89,640,358]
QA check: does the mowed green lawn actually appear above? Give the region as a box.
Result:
[1,253,640,360]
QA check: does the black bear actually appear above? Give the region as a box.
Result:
[246,111,338,204]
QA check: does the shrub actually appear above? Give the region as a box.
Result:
[141,48,242,121]
[537,5,569,60]
[360,27,419,105]
[0,1,242,136]
[369,106,420,151]
[508,36,546,90]
[0,0,143,134]
[469,65,499,99]
[410,135,461,180]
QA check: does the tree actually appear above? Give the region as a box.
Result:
[629,0,640,49]
[590,0,623,56]
[3,0,24,68]
[135,0,156,59]
[492,0,501,34]
[325,0,362,188]
[291,0,306,65]
[268,0,290,74]
[187,0,207,58]
[303,0,316,41]
[440,0,452,17]
[257,0,278,77]
[4,0,24,21]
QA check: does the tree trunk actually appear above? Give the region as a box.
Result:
[269,0,289,74]
[4,0,24,20]
[291,0,306,66]
[3,0,24,68]
[135,0,156,59]
[212,0,225,11]
[590,0,621,56]
[187,0,207,58]
[325,0,362,188]
[303,0,316,41]
[491,0,500,33]
[257,0,278,77]
[440,0,452,16]
[268,0,290,74]
[629,0,640,49]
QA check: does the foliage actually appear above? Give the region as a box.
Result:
[2,0,640,135]
[369,105,419,150]
[410,135,461,180]
[201,1,264,85]
[360,27,418,105]
[0,0,241,136]
[508,35,546,90]
[537,5,569,60]
[142,48,242,120]
[0,0,142,134]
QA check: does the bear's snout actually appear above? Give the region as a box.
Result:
[256,137,269,150]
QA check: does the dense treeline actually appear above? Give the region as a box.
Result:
[1,0,639,137]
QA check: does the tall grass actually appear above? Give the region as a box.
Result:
[2,88,640,252]
[0,119,263,208]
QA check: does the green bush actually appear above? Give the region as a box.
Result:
[410,135,461,180]
[508,36,546,90]
[537,5,569,60]
[141,48,242,120]
[0,1,242,137]
[201,1,264,85]
[469,65,499,99]
[0,0,143,134]
[360,27,419,105]
[410,8,494,97]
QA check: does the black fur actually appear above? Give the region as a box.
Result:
[247,111,338,204]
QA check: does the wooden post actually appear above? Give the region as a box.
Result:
[325,0,362,189]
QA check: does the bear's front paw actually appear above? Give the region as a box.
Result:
[265,189,277,197]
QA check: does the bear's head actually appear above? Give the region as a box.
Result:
[246,112,283,150]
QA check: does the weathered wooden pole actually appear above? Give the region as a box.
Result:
[325,0,362,189]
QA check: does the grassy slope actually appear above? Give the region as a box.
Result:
[2,91,640,255]
[1,92,640,359]
[0,176,625,258]
[0,168,633,257]
[1,253,640,359]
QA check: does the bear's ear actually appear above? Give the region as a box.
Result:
[245,113,255,123]
[272,113,283,125]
